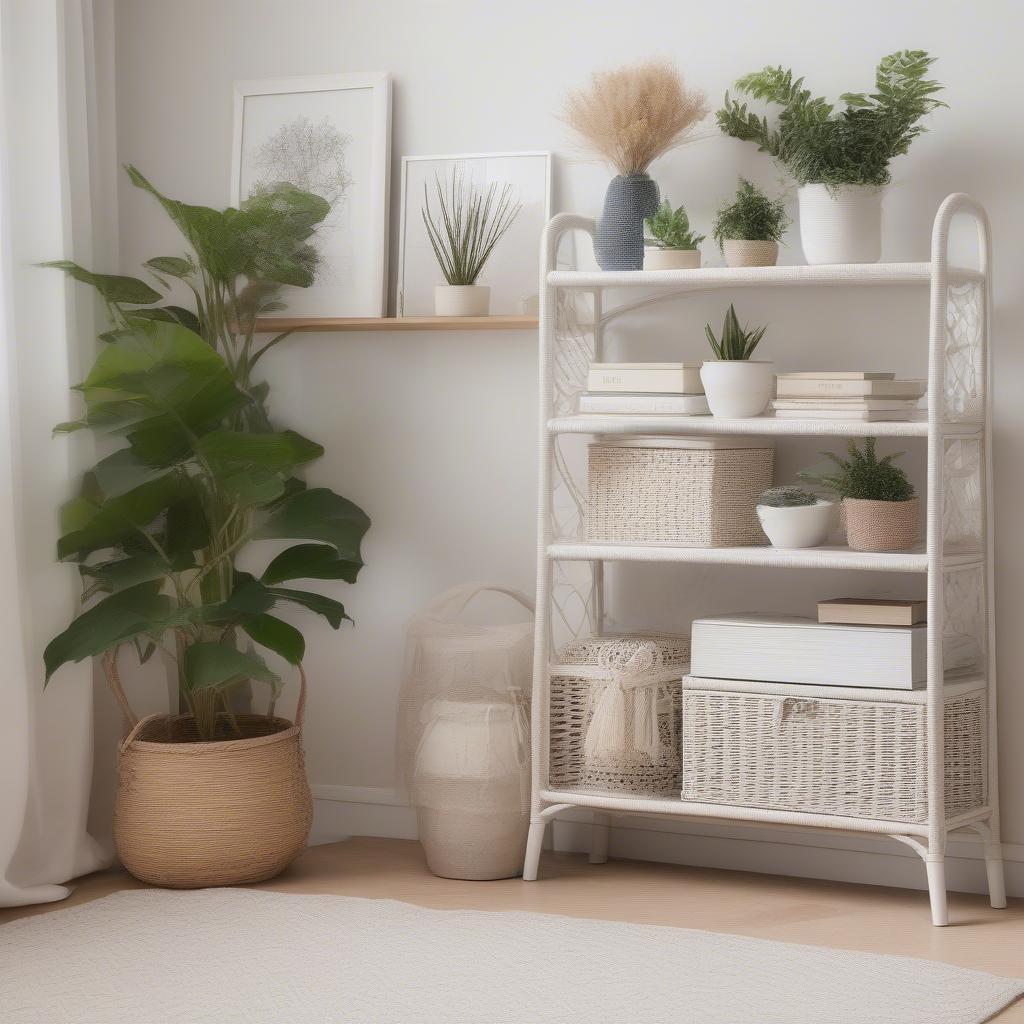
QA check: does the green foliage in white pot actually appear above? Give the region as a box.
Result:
[645,199,705,250]
[757,486,818,508]
[712,179,790,246]
[704,304,767,360]
[43,167,370,740]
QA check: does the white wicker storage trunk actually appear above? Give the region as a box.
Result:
[550,633,690,797]
[680,677,986,823]
[586,436,774,546]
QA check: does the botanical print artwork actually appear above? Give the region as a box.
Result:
[232,74,390,317]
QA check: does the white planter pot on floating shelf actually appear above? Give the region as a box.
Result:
[434,284,490,317]
[798,184,883,265]
[757,500,835,549]
[722,239,779,268]
[643,247,701,270]
[699,360,774,418]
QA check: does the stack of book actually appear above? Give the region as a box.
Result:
[772,372,926,421]
[579,362,710,415]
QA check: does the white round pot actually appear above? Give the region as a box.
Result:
[798,184,883,265]
[722,239,779,268]
[700,360,774,418]
[643,247,701,270]
[756,499,834,549]
[434,284,490,317]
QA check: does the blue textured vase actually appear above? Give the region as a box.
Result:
[595,173,660,271]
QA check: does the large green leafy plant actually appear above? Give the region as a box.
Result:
[716,51,945,189]
[800,438,915,502]
[43,168,370,740]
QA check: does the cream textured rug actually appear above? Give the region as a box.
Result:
[1,889,1020,1023]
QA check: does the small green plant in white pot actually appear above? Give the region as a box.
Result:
[422,172,521,317]
[644,200,705,270]
[800,438,919,551]
[713,178,789,268]
[756,486,834,548]
[716,51,945,264]
[701,305,772,418]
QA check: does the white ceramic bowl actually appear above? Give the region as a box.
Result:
[756,499,834,548]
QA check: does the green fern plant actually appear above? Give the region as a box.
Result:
[799,438,915,502]
[645,200,705,249]
[422,172,522,285]
[716,51,946,189]
[704,304,767,360]
[757,486,818,508]
[713,179,790,247]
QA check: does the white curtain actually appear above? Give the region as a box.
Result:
[0,0,115,906]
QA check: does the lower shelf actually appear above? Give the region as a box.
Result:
[539,789,991,838]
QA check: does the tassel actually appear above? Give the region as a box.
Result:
[631,685,664,761]
[584,682,628,761]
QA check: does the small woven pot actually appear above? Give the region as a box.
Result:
[111,658,312,888]
[843,496,920,552]
[722,240,779,268]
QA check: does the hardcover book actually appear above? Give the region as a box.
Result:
[774,378,927,399]
[588,362,704,395]
[579,393,711,415]
[818,598,927,626]
[776,371,896,380]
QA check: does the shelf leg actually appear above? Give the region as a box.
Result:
[589,812,610,865]
[968,821,1008,909]
[926,856,949,927]
[523,819,547,881]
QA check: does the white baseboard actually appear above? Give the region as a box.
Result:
[310,786,1022,897]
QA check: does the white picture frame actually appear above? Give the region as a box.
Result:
[397,151,552,317]
[231,72,391,319]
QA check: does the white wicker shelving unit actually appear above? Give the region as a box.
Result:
[523,195,1005,927]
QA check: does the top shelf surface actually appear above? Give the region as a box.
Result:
[547,262,984,291]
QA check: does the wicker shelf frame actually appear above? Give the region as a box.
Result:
[523,197,1006,927]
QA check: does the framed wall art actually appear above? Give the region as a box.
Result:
[231,72,391,318]
[397,151,551,317]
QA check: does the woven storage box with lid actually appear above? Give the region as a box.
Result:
[550,633,690,796]
[680,676,986,823]
[586,436,774,545]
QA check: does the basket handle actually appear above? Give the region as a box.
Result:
[421,582,535,620]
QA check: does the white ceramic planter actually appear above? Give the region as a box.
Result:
[722,240,779,268]
[757,499,834,549]
[798,184,883,265]
[434,284,490,317]
[643,247,701,270]
[700,360,774,418]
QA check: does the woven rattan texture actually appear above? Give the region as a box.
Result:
[115,713,313,888]
[680,687,985,823]
[550,633,690,796]
[843,497,921,552]
[587,444,774,546]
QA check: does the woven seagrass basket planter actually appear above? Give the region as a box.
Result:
[111,662,313,889]
[844,496,920,552]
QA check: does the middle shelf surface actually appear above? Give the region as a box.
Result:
[547,542,984,573]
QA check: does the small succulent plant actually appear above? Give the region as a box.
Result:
[704,304,767,360]
[645,200,705,250]
[757,486,820,508]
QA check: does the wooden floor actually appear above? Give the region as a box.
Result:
[2,838,1021,1019]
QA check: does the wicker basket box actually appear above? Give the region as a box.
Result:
[680,676,986,823]
[550,633,690,797]
[586,436,774,546]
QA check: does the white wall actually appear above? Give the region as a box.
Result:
[110,0,1024,892]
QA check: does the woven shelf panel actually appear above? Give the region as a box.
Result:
[943,281,984,422]
[943,437,984,554]
[680,687,985,823]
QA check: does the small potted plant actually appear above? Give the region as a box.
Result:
[712,178,789,268]
[756,486,834,548]
[800,438,918,551]
[644,199,705,270]
[701,304,772,418]
[422,171,521,317]
[716,51,945,264]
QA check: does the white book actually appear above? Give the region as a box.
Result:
[579,393,711,415]
[773,409,916,421]
[690,614,926,689]
[775,378,926,399]
[588,362,704,394]
[771,398,920,411]
[777,371,896,381]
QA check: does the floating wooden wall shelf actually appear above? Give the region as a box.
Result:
[252,316,539,333]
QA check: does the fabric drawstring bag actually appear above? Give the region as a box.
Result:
[398,584,534,880]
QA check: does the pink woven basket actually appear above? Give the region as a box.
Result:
[844,496,920,552]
